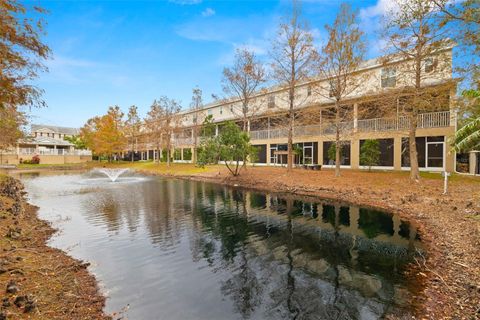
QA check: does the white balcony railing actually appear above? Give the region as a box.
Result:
[16,148,92,156]
[174,137,194,146]
[248,111,451,140]
[357,110,450,133]
[169,110,451,143]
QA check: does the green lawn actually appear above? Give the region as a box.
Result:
[13,161,480,184]
[17,163,88,169]
[88,160,219,176]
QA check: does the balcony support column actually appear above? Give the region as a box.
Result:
[394,136,402,170]
[318,139,323,166]
[351,139,360,169]
[266,143,271,165]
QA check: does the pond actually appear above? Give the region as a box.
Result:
[19,171,423,320]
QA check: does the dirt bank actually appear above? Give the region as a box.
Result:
[137,165,480,319]
[0,175,110,320]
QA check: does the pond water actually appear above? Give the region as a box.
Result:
[19,171,423,320]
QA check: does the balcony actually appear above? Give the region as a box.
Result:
[174,137,194,146]
[249,111,451,140]
[357,111,451,133]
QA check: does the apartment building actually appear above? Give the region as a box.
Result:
[138,43,457,172]
[0,124,92,165]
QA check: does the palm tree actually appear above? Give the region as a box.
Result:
[454,89,480,152]
[454,117,480,152]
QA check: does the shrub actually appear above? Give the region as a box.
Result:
[22,155,40,165]
[360,139,380,171]
[198,121,256,176]
[328,143,340,163]
[31,155,40,164]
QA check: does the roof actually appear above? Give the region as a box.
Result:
[19,136,73,147]
[31,124,80,136]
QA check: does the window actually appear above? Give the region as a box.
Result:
[402,137,426,167]
[183,148,192,161]
[323,141,351,166]
[381,67,396,88]
[173,148,182,160]
[207,109,213,116]
[270,144,287,164]
[307,85,312,97]
[268,95,275,108]
[253,144,267,163]
[424,57,436,73]
[401,136,444,168]
[360,139,394,167]
[219,107,223,115]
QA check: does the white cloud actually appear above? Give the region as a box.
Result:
[358,0,399,55]
[359,0,399,20]
[201,8,215,17]
[43,55,129,87]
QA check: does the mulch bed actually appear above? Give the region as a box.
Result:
[0,175,110,320]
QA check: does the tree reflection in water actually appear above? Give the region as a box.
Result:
[67,177,422,319]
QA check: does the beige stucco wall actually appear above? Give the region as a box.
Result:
[38,155,92,164]
[248,126,456,172]
[0,154,19,165]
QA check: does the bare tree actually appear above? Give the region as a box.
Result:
[222,48,266,132]
[433,0,479,85]
[382,0,452,181]
[270,2,317,170]
[157,96,182,167]
[145,100,164,164]
[125,105,141,162]
[190,86,205,164]
[316,3,367,177]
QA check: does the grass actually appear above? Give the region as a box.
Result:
[88,160,220,176]
[12,160,480,183]
[17,163,88,169]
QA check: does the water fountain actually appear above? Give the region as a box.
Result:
[95,168,130,182]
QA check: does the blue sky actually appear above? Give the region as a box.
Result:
[28,0,390,128]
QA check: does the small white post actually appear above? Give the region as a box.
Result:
[443,171,450,195]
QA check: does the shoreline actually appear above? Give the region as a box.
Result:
[0,175,110,320]
[5,164,480,319]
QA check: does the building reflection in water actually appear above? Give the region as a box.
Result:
[77,177,422,319]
